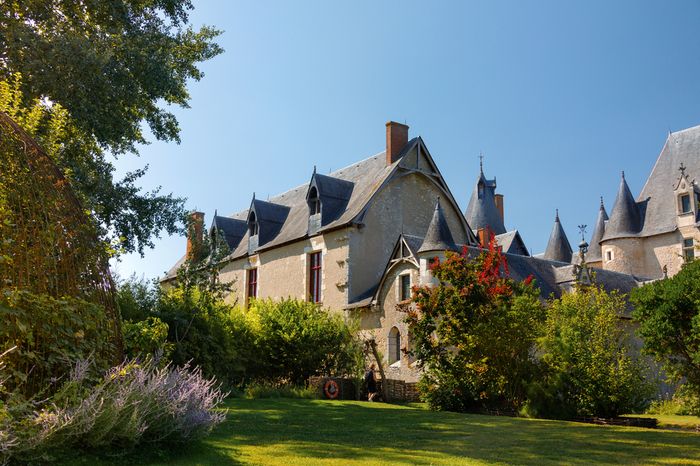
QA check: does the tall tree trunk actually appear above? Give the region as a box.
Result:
[368,338,389,402]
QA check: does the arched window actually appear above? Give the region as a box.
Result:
[308,187,321,216]
[388,327,401,365]
[248,212,259,236]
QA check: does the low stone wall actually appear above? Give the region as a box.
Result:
[308,376,420,402]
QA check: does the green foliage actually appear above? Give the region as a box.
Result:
[0,75,186,256]
[243,382,317,400]
[248,299,363,385]
[632,260,700,410]
[116,274,158,322]
[407,239,545,412]
[527,285,653,418]
[122,317,173,361]
[647,385,700,416]
[0,1,223,154]
[0,290,114,397]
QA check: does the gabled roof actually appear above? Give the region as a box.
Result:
[543,210,573,263]
[248,197,290,247]
[603,172,643,240]
[224,150,400,259]
[210,214,247,251]
[307,171,354,227]
[587,197,608,261]
[418,198,458,253]
[465,166,506,235]
[495,230,529,256]
[636,125,700,237]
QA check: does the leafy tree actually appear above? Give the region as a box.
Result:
[0,1,222,153]
[407,239,545,412]
[632,260,700,412]
[528,285,653,418]
[0,0,223,254]
[0,75,186,255]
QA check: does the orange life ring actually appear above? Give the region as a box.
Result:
[323,379,340,399]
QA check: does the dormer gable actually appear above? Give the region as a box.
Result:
[209,212,247,252]
[246,195,290,253]
[305,170,354,235]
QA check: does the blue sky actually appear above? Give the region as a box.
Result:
[111,0,700,281]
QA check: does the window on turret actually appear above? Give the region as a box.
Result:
[680,194,692,214]
[249,212,259,236]
[683,238,695,262]
[478,182,485,200]
[308,187,321,216]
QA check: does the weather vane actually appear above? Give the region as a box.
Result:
[577,224,587,242]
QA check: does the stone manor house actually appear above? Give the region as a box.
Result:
[164,121,698,384]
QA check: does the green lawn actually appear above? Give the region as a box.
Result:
[628,413,700,431]
[63,398,700,466]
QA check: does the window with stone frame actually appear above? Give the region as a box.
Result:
[388,327,401,365]
[309,251,322,303]
[605,250,613,262]
[399,273,411,302]
[683,238,695,263]
[246,268,258,306]
[680,194,692,214]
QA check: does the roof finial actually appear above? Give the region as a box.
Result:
[313,165,317,175]
[479,152,484,175]
[578,224,587,242]
[679,162,687,176]
[621,170,625,180]
[435,196,441,209]
[600,196,604,208]
[214,209,218,217]
[555,208,560,221]
[252,192,256,201]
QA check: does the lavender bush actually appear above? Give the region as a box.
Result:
[28,357,228,454]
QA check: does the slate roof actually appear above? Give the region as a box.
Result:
[210,215,247,251]
[543,210,573,263]
[636,125,700,237]
[495,230,529,256]
[308,171,355,226]
[465,168,506,235]
[603,172,643,240]
[418,198,459,253]
[587,197,609,261]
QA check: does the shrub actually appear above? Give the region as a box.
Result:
[243,381,317,400]
[407,239,545,412]
[122,317,173,361]
[527,285,653,419]
[249,299,363,385]
[0,290,114,397]
[19,358,227,460]
[647,385,700,416]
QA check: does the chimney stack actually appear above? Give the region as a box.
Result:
[186,211,205,261]
[494,194,504,222]
[386,121,409,166]
[477,228,489,248]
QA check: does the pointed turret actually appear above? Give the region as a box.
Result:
[543,209,573,263]
[603,171,642,240]
[587,197,609,262]
[465,162,506,235]
[419,198,458,253]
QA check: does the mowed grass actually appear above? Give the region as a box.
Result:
[62,398,700,466]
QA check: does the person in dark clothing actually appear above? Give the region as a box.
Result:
[365,364,378,401]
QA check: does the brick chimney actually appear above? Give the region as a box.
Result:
[186,211,205,261]
[494,194,504,222]
[477,228,489,248]
[386,121,409,166]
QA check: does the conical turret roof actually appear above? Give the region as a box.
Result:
[465,165,506,235]
[603,172,642,240]
[587,197,608,261]
[419,198,458,253]
[543,210,573,263]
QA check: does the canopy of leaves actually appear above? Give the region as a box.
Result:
[632,260,700,397]
[0,0,223,153]
[407,239,545,412]
[529,285,653,418]
[0,76,186,255]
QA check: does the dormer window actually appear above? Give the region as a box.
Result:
[248,212,259,236]
[308,187,321,216]
[680,194,692,214]
[477,181,485,200]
